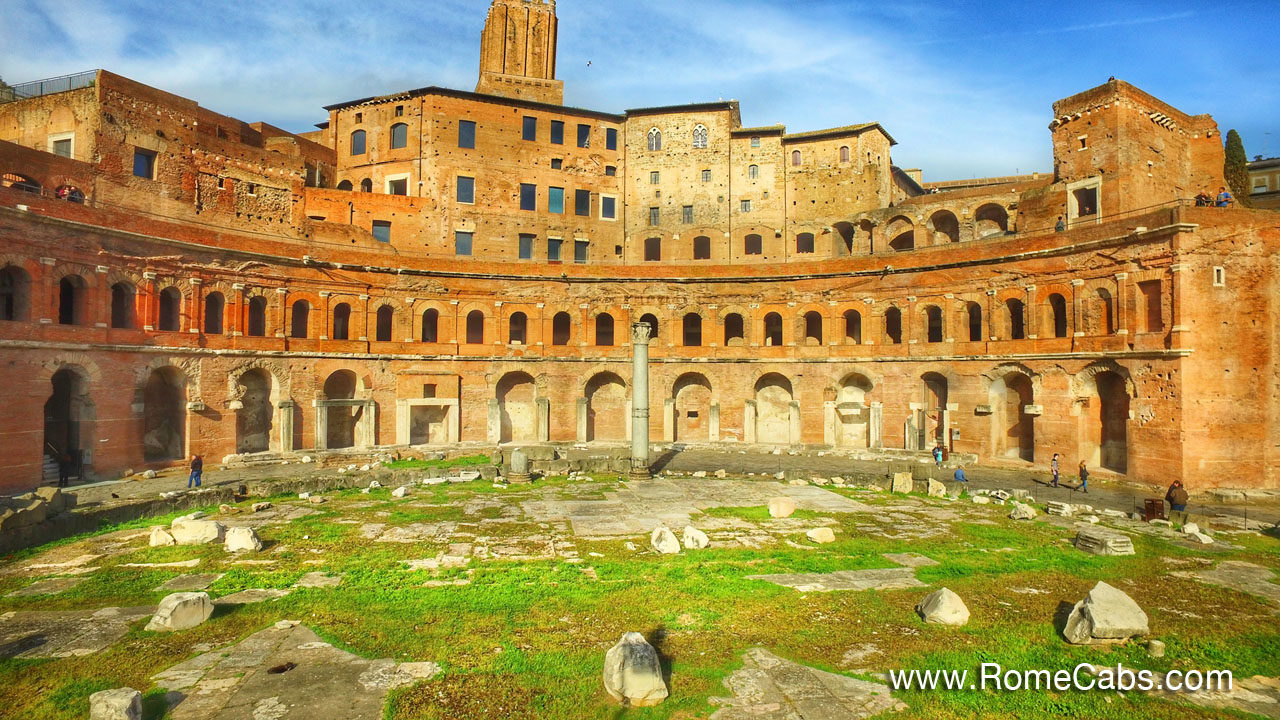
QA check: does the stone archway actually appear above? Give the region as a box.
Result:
[143,366,186,461]
[753,373,794,445]
[44,367,94,480]
[1084,371,1129,472]
[497,372,538,443]
[585,372,627,442]
[672,373,712,443]
[989,372,1034,462]
[323,370,360,449]
[235,368,274,454]
[835,373,873,449]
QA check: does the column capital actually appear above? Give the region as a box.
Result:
[1114,272,1128,280]
[39,257,57,266]
[276,287,289,295]
[986,289,998,296]
[319,291,331,298]
[143,271,157,281]
[1070,279,1085,286]
[96,265,109,274]
[232,283,246,291]
[190,277,203,286]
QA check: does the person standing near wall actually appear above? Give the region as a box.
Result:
[1166,479,1189,512]
[188,454,203,489]
[1076,461,1089,493]
[1051,453,1060,487]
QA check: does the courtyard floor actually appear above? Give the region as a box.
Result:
[2,458,1279,718]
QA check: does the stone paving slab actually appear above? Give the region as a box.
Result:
[0,606,154,658]
[6,576,86,597]
[1173,561,1280,607]
[154,574,224,592]
[882,553,940,568]
[294,572,342,589]
[709,647,905,719]
[747,567,926,593]
[213,588,292,605]
[1152,674,1280,718]
[152,622,440,720]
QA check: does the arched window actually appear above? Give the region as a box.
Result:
[509,312,528,344]
[375,305,393,342]
[692,124,708,149]
[595,313,614,346]
[1049,294,1068,338]
[466,310,484,344]
[110,282,135,329]
[204,292,224,334]
[1007,299,1026,340]
[748,164,759,180]
[791,150,801,166]
[2,173,40,193]
[350,130,366,155]
[337,179,353,191]
[359,178,372,193]
[967,302,983,342]
[803,311,822,345]
[925,306,943,343]
[843,309,861,344]
[639,313,659,342]
[390,123,408,150]
[885,307,902,344]
[552,312,571,345]
[247,296,267,337]
[158,287,181,331]
[682,313,702,346]
[290,300,309,338]
[332,302,351,340]
[58,275,87,326]
[647,127,662,151]
[796,233,815,254]
[840,145,851,163]
[693,235,711,260]
[0,265,30,321]
[763,312,783,346]
[744,233,763,255]
[421,308,439,342]
[724,313,744,345]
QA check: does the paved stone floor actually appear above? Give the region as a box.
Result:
[0,606,154,659]
[709,648,906,719]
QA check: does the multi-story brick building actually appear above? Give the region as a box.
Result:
[1,0,1277,494]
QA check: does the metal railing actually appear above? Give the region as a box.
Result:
[1,70,98,104]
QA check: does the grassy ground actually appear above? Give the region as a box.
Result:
[0,473,1277,720]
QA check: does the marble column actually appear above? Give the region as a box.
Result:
[629,321,652,480]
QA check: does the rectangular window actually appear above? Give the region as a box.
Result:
[455,231,473,256]
[574,189,591,216]
[682,205,694,224]
[458,120,476,149]
[387,177,407,196]
[605,165,616,176]
[606,128,618,151]
[520,183,537,211]
[574,239,589,264]
[457,176,475,203]
[751,136,760,148]
[601,195,617,220]
[1213,266,1225,286]
[551,158,563,169]
[649,207,660,226]
[519,234,535,259]
[547,237,563,262]
[51,135,73,158]
[644,237,661,261]
[372,220,391,243]
[395,105,403,117]
[133,148,156,179]
[522,116,537,141]
[740,199,752,213]
[693,235,711,259]
[650,171,660,184]
[577,124,591,148]
[701,169,711,183]
[550,120,564,145]
[548,187,565,214]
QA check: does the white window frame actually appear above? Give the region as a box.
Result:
[385,172,411,196]
[1213,266,1226,287]
[692,124,709,149]
[599,193,618,222]
[456,175,476,205]
[47,131,75,159]
[647,127,662,152]
[1065,176,1102,227]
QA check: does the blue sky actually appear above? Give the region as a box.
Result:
[3,0,1276,180]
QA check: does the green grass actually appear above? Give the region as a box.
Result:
[385,454,492,470]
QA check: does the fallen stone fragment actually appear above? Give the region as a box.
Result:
[917,587,970,626]
[392,486,410,498]
[972,495,991,505]
[1182,522,1200,535]
[308,495,327,504]
[1046,501,1074,517]
[806,527,836,544]
[1063,581,1149,645]
[927,479,947,498]
[224,527,263,553]
[709,648,905,718]
[149,526,176,547]
[1148,639,1165,658]
[603,632,668,707]
[251,502,272,512]
[767,497,796,518]
[1188,531,1214,545]
[891,472,913,494]
[682,526,710,550]
[89,687,141,720]
[650,525,680,555]
[1008,502,1038,520]
[170,520,225,546]
[1074,526,1136,556]
[146,592,214,632]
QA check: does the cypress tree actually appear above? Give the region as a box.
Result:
[1224,129,1252,208]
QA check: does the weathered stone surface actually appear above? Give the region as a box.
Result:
[213,588,292,605]
[89,687,141,720]
[1182,522,1200,534]
[295,572,342,588]
[1063,581,1149,644]
[251,502,272,512]
[926,480,947,498]
[154,574,223,592]
[1177,561,1280,606]
[146,592,214,632]
[1045,501,1073,517]
[882,552,940,568]
[603,632,668,707]
[682,526,710,549]
[748,567,925,593]
[0,606,153,659]
[6,576,85,597]
[1147,639,1166,658]
[917,588,970,626]
[806,527,835,544]
[392,486,410,498]
[171,520,225,546]
[224,526,263,553]
[1074,527,1136,556]
[709,648,906,719]
[149,526,176,547]
[1008,502,1038,520]
[971,495,991,505]
[1188,531,1214,544]
[650,525,680,555]
[767,497,796,518]
[891,472,913,494]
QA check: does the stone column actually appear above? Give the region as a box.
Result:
[823,400,837,446]
[629,321,652,480]
[869,402,883,449]
[38,257,56,324]
[1113,272,1129,336]
[142,271,157,331]
[536,398,550,442]
[278,400,295,452]
[190,278,203,334]
[275,288,288,338]
[709,403,720,442]
[1070,279,1085,338]
[487,398,502,443]
[92,264,109,327]
[744,401,757,444]
[663,398,675,443]
[985,289,997,341]
[231,283,245,336]
[318,291,331,340]
[1024,285,1037,339]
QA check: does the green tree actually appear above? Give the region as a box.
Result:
[1224,129,1252,208]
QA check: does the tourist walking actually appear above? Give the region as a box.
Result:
[1076,461,1089,493]
[1051,453,1060,488]
[1166,479,1189,512]
[188,454,203,488]
[932,444,943,468]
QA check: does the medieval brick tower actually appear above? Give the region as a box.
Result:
[476,0,564,105]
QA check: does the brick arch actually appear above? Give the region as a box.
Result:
[38,354,104,384]
[579,365,630,395]
[1072,360,1137,398]
[981,361,1042,393]
[225,359,290,401]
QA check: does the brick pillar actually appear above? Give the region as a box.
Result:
[318,291,331,340]
[141,271,157,331]
[37,257,57,323]
[1070,279,1085,342]
[905,295,917,346]
[985,289,998,340]
[275,288,288,338]
[406,297,418,342]
[356,294,370,341]
[190,278,203,333]
[231,283,245,336]
[1024,285,1037,339]
[1113,272,1129,336]
[1169,264,1188,335]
